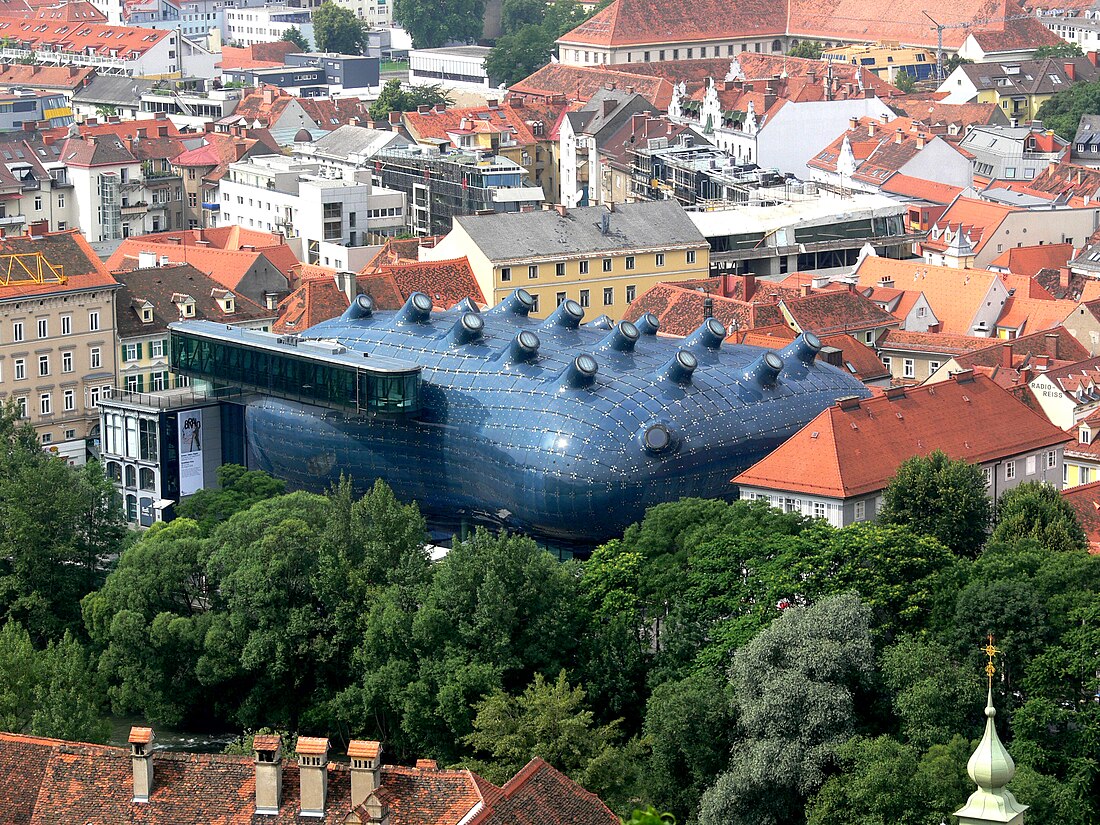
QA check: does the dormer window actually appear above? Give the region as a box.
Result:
[182,301,195,317]
[1081,426,1091,444]
[141,307,153,323]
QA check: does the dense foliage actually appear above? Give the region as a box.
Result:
[312,2,367,55]
[0,413,1097,824]
[394,0,484,48]
[788,41,824,59]
[280,27,311,52]
[367,78,453,122]
[484,0,598,87]
[1036,78,1100,139]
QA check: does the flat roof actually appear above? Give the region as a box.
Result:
[169,320,420,374]
[410,45,491,58]
[687,193,906,237]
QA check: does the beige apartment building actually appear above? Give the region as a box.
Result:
[423,200,710,319]
[0,230,119,464]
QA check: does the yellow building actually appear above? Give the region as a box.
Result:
[422,200,711,320]
[942,57,1100,122]
[824,42,937,82]
[1064,409,1100,487]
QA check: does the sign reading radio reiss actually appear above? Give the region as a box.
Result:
[178,409,204,496]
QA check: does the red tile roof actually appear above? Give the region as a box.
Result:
[921,197,1019,257]
[880,173,964,205]
[0,229,117,300]
[107,227,299,281]
[273,277,349,333]
[780,289,899,335]
[510,63,675,109]
[739,326,888,381]
[989,243,1076,280]
[402,99,574,147]
[0,15,172,57]
[968,14,1063,53]
[0,734,615,825]
[219,41,299,70]
[558,0,786,47]
[1060,479,1100,553]
[366,258,485,309]
[734,372,1071,498]
[623,280,783,335]
[888,99,1006,131]
[878,328,995,356]
[0,62,92,91]
[996,295,1078,335]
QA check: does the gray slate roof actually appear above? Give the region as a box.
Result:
[307,124,408,159]
[72,75,154,106]
[454,200,707,262]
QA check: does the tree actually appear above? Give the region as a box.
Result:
[30,632,111,743]
[698,594,876,825]
[281,26,311,52]
[991,481,1087,552]
[485,27,559,87]
[394,0,485,48]
[788,41,824,59]
[500,0,546,33]
[1034,42,1084,59]
[879,450,992,557]
[175,464,286,535]
[95,104,119,118]
[0,620,37,732]
[312,1,366,54]
[367,78,453,122]
[1036,80,1100,139]
[893,71,917,93]
[622,808,677,825]
[943,55,973,74]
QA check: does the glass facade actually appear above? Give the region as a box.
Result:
[232,290,870,546]
[169,330,420,415]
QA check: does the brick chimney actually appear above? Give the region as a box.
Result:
[434,102,446,113]
[388,110,401,125]
[1065,61,1076,81]
[894,128,903,145]
[348,741,382,809]
[297,737,329,817]
[1045,332,1059,358]
[800,282,812,297]
[253,734,283,815]
[262,88,275,105]
[129,727,154,804]
[1089,51,1099,68]
[1001,342,1014,369]
[741,272,756,301]
[416,103,430,113]
[763,83,777,111]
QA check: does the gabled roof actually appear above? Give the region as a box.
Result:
[921,197,1019,256]
[739,325,888,381]
[956,56,1100,97]
[402,99,574,147]
[0,15,172,58]
[809,116,966,187]
[988,242,1075,278]
[361,257,485,310]
[220,40,299,70]
[274,277,349,332]
[467,758,617,825]
[996,295,1079,334]
[557,0,786,47]
[888,99,1007,131]
[623,280,783,335]
[113,263,273,338]
[880,173,964,205]
[0,62,92,91]
[60,133,135,167]
[733,372,1071,498]
[0,229,117,301]
[509,63,675,109]
[106,227,299,280]
[779,288,899,335]
[878,328,993,356]
[853,256,1006,335]
[967,16,1064,53]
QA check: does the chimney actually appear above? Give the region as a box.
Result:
[741,273,756,302]
[415,759,438,770]
[1089,51,1099,68]
[388,110,401,125]
[1001,342,1014,369]
[154,111,167,120]
[129,727,154,804]
[800,282,812,297]
[631,111,645,133]
[234,142,247,161]
[334,269,357,302]
[763,84,777,111]
[1065,61,1076,81]
[603,98,617,115]
[204,121,215,133]
[554,203,568,217]
[868,120,876,137]
[253,734,283,815]
[849,115,858,130]
[486,97,498,109]
[262,88,275,104]
[916,133,926,149]
[894,128,903,145]
[703,296,713,319]
[348,741,382,809]
[28,219,47,237]
[1045,332,1059,359]
[416,104,430,113]
[434,102,446,113]
[808,68,817,84]
[297,737,329,817]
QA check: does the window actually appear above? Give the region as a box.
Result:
[1082,466,1091,484]
[64,429,75,440]
[62,351,72,373]
[15,397,26,418]
[500,266,511,282]
[1047,450,1057,469]
[88,311,100,331]
[686,250,697,264]
[150,340,164,358]
[1026,455,1037,475]
[36,318,47,338]
[864,331,874,344]
[139,418,158,461]
[89,386,101,407]
[929,360,940,375]
[579,259,589,274]
[63,389,75,411]
[61,314,71,335]
[41,433,51,445]
[38,354,49,377]
[625,255,635,270]
[528,264,538,279]
[626,284,636,303]
[530,293,540,313]
[655,253,664,267]
[33,195,40,211]
[854,500,866,521]
[555,262,565,277]
[603,287,613,305]
[139,467,156,491]
[812,501,826,519]
[39,393,50,415]
[983,466,993,486]
[903,359,915,379]
[12,320,23,342]
[602,257,612,272]
[123,343,139,362]
[90,347,101,370]
[1005,460,1016,481]
[555,291,566,306]
[579,289,590,308]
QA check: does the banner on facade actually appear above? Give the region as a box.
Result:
[178,409,204,496]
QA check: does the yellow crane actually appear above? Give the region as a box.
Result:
[922,10,1037,80]
[0,251,66,286]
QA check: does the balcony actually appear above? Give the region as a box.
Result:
[121,202,147,215]
[0,214,26,226]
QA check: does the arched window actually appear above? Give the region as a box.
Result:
[125,464,137,488]
[772,39,783,52]
[125,494,137,522]
[106,461,122,482]
[139,467,156,491]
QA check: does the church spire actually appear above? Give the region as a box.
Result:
[954,636,1028,825]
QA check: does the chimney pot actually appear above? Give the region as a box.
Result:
[253,735,283,816]
[129,727,154,804]
[348,741,382,809]
[297,737,330,817]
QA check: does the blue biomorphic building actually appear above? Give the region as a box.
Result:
[169,289,869,545]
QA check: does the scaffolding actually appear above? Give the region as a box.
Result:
[0,252,66,286]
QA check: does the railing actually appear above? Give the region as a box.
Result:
[0,214,26,225]
[100,385,244,410]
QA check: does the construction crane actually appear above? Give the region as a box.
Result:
[922,10,1037,81]
[0,252,66,287]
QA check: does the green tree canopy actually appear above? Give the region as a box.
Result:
[394,0,485,48]
[367,78,453,121]
[991,481,1087,552]
[788,41,824,59]
[280,26,311,51]
[484,0,594,86]
[879,450,992,557]
[1036,79,1100,139]
[312,1,366,54]
[1033,42,1084,59]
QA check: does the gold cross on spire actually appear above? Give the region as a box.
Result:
[983,633,999,685]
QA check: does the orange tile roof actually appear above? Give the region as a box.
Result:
[996,295,1078,334]
[887,99,1006,131]
[968,14,1063,53]
[880,173,963,205]
[220,41,299,70]
[510,63,674,109]
[1060,480,1100,553]
[623,280,783,335]
[347,740,381,759]
[809,116,966,187]
[734,372,1071,498]
[0,229,117,300]
[787,0,1009,50]
[0,15,171,57]
[742,328,888,381]
[0,62,92,90]
[878,328,993,355]
[295,737,329,755]
[365,258,485,310]
[106,228,300,281]
[128,727,153,745]
[853,257,1005,336]
[780,288,899,335]
[921,197,1019,256]
[273,278,349,333]
[403,100,573,147]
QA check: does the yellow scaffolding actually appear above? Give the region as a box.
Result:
[0,252,66,286]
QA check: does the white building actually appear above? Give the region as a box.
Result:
[333,0,391,28]
[409,46,493,91]
[223,5,314,47]
[219,154,405,270]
